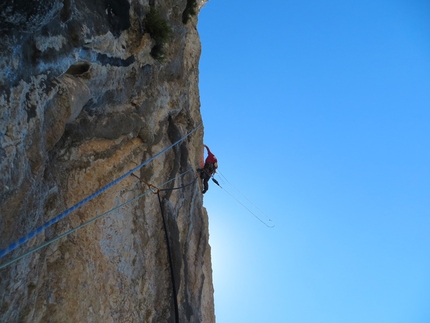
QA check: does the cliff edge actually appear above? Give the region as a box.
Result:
[0,0,214,322]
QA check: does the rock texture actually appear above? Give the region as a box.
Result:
[0,0,214,322]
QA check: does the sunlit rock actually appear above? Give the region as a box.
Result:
[0,0,214,322]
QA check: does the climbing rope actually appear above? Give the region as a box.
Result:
[0,123,202,259]
[213,171,275,228]
[132,172,197,193]
[0,169,194,270]
[134,171,198,323]
[157,191,180,323]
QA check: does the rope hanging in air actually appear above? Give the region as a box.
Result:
[212,171,275,228]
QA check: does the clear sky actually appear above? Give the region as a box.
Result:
[197,1,430,322]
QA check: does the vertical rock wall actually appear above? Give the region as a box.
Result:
[0,0,214,322]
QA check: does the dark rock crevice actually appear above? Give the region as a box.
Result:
[61,111,144,145]
[65,62,91,76]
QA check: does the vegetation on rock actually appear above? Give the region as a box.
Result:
[144,7,172,60]
[182,0,198,24]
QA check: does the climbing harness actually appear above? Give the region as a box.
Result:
[0,123,201,260]
[212,171,275,228]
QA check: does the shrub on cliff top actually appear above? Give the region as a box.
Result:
[144,7,172,59]
[182,0,198,24]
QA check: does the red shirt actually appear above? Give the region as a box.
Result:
[204,145,217,164]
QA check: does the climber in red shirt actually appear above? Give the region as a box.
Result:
[198,145,218,194]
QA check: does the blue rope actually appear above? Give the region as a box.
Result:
[0,169,194,270]
[0,123,201,259]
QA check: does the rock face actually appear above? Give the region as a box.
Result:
[0,0,214,322]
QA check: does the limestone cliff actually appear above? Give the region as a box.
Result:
[0,0,214,322]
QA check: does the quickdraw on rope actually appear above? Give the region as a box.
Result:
[0,123,202,260]
[0,169,194,270]
[131,174,160,194]
[212,171,275,228]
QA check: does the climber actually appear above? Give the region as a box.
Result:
[198,145,218,194]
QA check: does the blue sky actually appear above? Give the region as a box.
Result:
[198,1,430,322]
